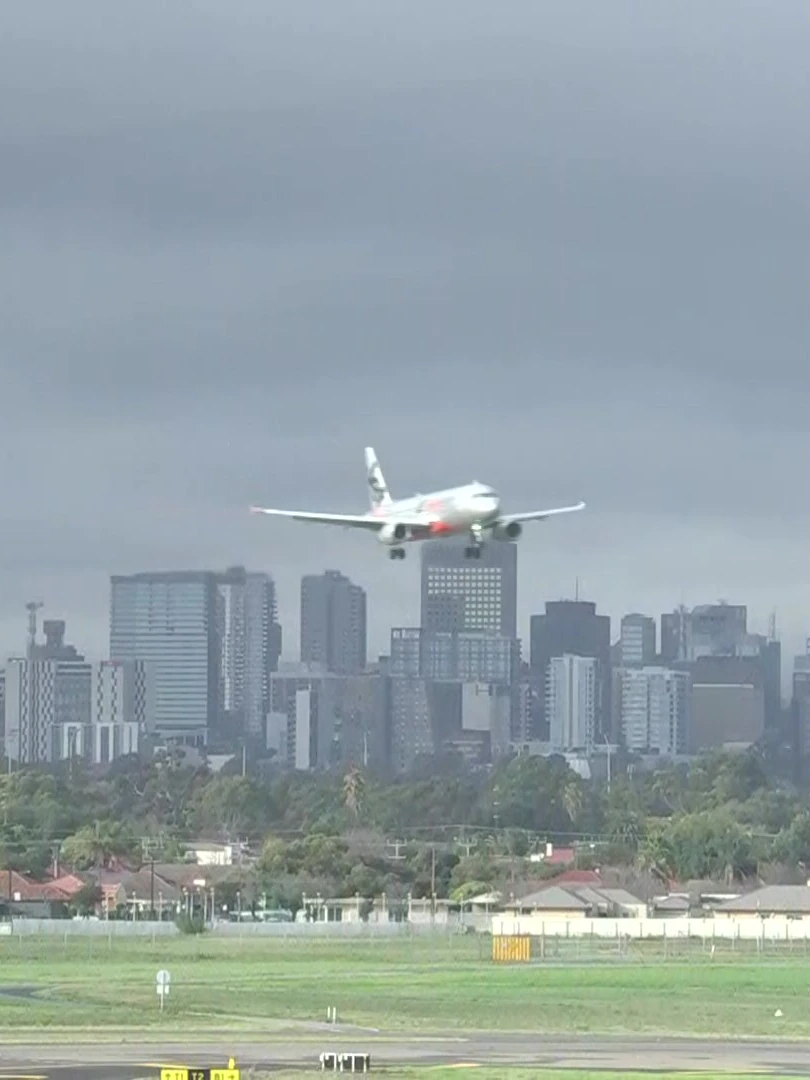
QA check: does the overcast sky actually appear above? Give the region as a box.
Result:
[1,1,809,677]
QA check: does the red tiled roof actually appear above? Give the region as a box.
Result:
[48,874,87,897]
[0,870,72,902]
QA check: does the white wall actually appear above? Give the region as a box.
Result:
[492,914,810,940]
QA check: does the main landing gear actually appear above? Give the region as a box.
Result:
[463,525,484,559]
[389,547,406,560]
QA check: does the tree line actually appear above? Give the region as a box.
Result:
[1,747,808,906]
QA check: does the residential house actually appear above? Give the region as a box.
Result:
[714,885,810,920]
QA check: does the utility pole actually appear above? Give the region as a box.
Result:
[387,839,406,861]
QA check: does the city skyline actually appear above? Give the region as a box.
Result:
[0,557,800,687]
[0,562,791,769]
[1,3,809,668]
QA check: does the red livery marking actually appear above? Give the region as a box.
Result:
[429,521,454,535]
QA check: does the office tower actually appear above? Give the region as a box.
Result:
[110,571,221,746]
[688,655,765,753]
[420,540,517,637]
[269,668,387,770]
[300,571,367,675]
[619,666,690,756]
[390,627,520,684]
[619,614,656,667]
[661,602,780,733]
[546,654,596,752]
[661,603,748,663]
[217,566,282,741]
[529,600,611,740]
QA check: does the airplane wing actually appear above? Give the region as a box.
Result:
[249,506,429,531]
[498,501,586,526]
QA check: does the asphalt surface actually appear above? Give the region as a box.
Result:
[4,1033,810,1076]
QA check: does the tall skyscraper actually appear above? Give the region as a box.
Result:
[546,654,596,752]
[420,540,517,637]
[300,571,367,675]
[529,600,611,740]
[217,566,282,740]
[110,571,221,746]
[619,614,656,667]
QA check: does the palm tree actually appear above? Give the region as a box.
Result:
[343,767,365,819]
[563,780,584,828]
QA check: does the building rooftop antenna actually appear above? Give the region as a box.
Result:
[25,601,43,657]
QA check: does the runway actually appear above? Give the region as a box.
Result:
[3,1033,810,1077]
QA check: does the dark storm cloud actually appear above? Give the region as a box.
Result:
[1,0,809,666]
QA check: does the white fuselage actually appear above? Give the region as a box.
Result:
[373,481,500,542]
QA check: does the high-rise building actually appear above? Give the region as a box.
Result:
[660,602,780,733]
[661,603,747,663]
[688,656,765,753]
[217,566,282,741]
[618,666,690,756]
[390,628,520,685]
[546,654,596,753]
[619,614,656,667]
[420,540,517,637]
[792,643,810,781]
[90,660,153,765]
[529,600,611,740]
[300,571,366,674]
[5,656,92,764]
[110,571,221,746]
[269,668,387,770]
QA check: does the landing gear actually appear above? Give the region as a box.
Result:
[389,547,406,560]
[463,525,484,559]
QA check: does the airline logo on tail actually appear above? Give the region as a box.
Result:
[364,447,391,508]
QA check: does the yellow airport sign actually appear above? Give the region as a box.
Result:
[160,1062,239,1080]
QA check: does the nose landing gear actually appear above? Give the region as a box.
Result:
[389,547,406,560]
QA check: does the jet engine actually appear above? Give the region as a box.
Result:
[378,522,407,544]
[490,521,522,541]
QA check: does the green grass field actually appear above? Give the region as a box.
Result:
[0,934,807,1040]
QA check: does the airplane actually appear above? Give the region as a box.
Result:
[249,447,585,560]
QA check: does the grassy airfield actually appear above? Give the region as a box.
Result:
[0,933,805,1041]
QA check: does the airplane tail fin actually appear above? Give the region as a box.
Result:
[364,447,392,508]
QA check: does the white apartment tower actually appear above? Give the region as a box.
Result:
[619,666,690,756]
[546,654,596,753]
